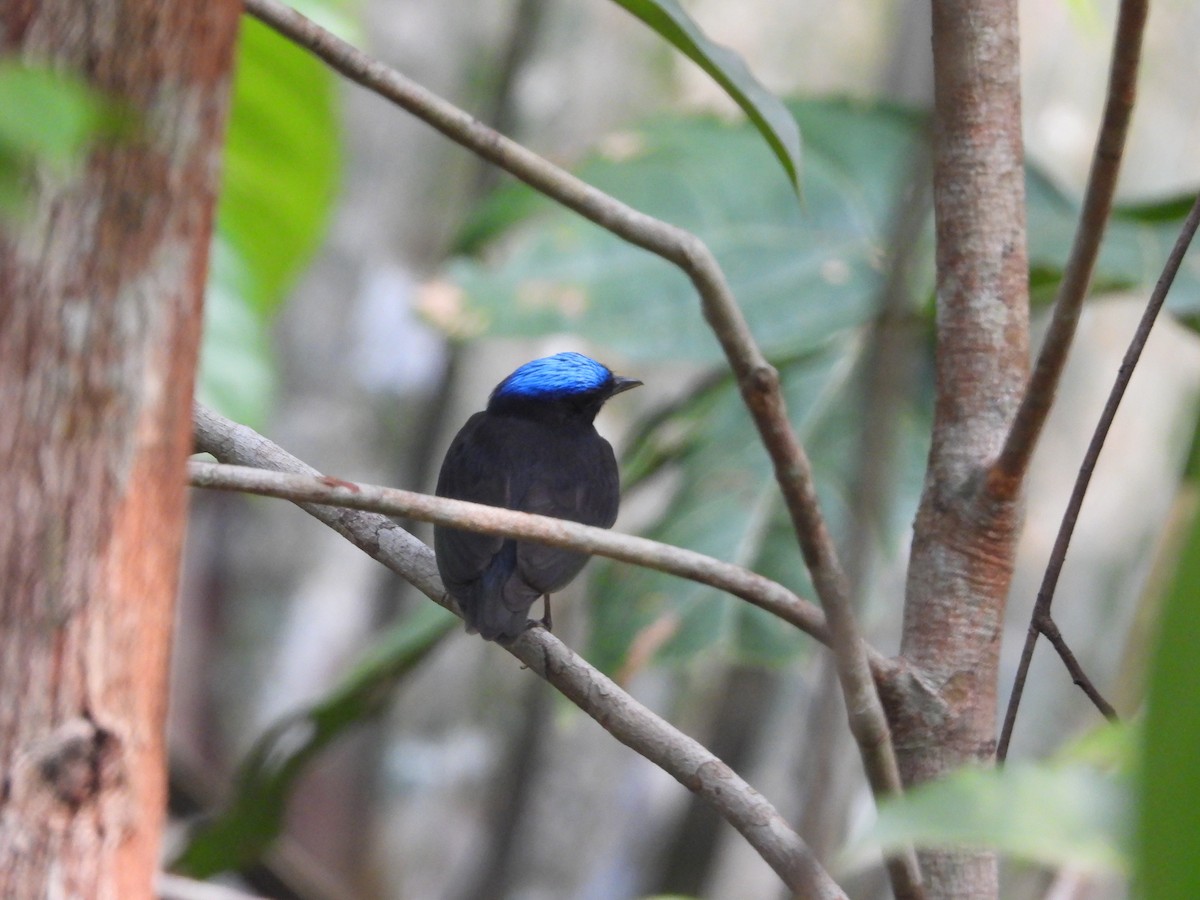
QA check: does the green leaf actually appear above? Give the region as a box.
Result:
[449,101,1200,359]
[216,15,340,314]
[1138,491,1200,899]
[0,64,108,162]
[0,63,123,217]
[857,762,1131,874]
[199,11,342,425]
[173,603,457,878]
[446,100,939,670]
[1112,194,1198,224]
[446,99,928,364]
[1025,174,1200,315]
[197,239,277,426]
[609,0,801,192]
[589,338,880,670]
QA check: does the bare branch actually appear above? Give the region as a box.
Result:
[997,191,1200,761]
[239,1,919,894]
[1038,617,1118,721]
[992,0,1150,492]
[188,457,839,653]
[192,404,845,898]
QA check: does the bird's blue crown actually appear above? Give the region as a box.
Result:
[491,352,613,401]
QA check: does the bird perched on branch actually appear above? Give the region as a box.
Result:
[434,352,642,642]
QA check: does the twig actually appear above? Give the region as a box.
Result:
[192,404,845,898]
[992,0,1150,492]
[237,2,919,895]
[188,457,850,657]
[1038,617,1118,720]
[997,191,1200,761]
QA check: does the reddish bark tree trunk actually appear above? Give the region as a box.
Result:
[0,3,239,896]
[886,0,1030,896]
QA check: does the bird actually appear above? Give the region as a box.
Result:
[434,351,642,642]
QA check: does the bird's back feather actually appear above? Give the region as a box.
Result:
[434,409,619,641]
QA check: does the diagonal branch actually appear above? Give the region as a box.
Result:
[240,1,920,896]
[991,0,1150,492]
[1038,616,1118,721]
[191,403,845,898]
[997,191,1200,761]
[186,456,901,682]
[190,459,825,653]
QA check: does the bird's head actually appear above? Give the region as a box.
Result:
[487,352,641,421]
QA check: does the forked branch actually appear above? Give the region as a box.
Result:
[998,192,1200,761]
[992,0,1150,491]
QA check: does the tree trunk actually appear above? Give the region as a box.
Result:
[0,3,239,897]
[887,0,1030,896]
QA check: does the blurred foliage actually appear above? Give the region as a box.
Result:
[198,12,342,426]
[449,100,1200,359]
[173,603,457,878]
[860,723,1133,873]
[1138,484,1200,898]
[859,474,1200,886]
[0,62,126,218]
[172,7,1200,885]
[449,99,930,363]
[444,96,1197,670]
[0,20,344,427]
[609,0,802,191]
[592,337,932,670]
[1026,170,1200,313]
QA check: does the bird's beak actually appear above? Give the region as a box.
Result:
[610,376,643,396]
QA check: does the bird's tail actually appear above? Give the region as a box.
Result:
[469,597,530,642]
[464,540,535,642]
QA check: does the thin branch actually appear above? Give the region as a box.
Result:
[239,2,919,895]
[188,457,845,657]
[1038,617,1118,720]
[192,404,845,898]
[992,0,1150,492]
[997,191,1200,761]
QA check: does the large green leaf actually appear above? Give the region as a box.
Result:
[198,11,342,425]
[608,0,801,192]
[1138,490,1200,898]
[199,238,277,426]
[216,15,340,314]
[589,335,936,671]
[448,99,1198,359]
[447,99,929,364]
[173,603,457,878]
[859,760,1131,873]
[450,100,936,669]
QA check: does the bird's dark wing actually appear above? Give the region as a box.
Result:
[514,428,619,595]
[433,411,512,596]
